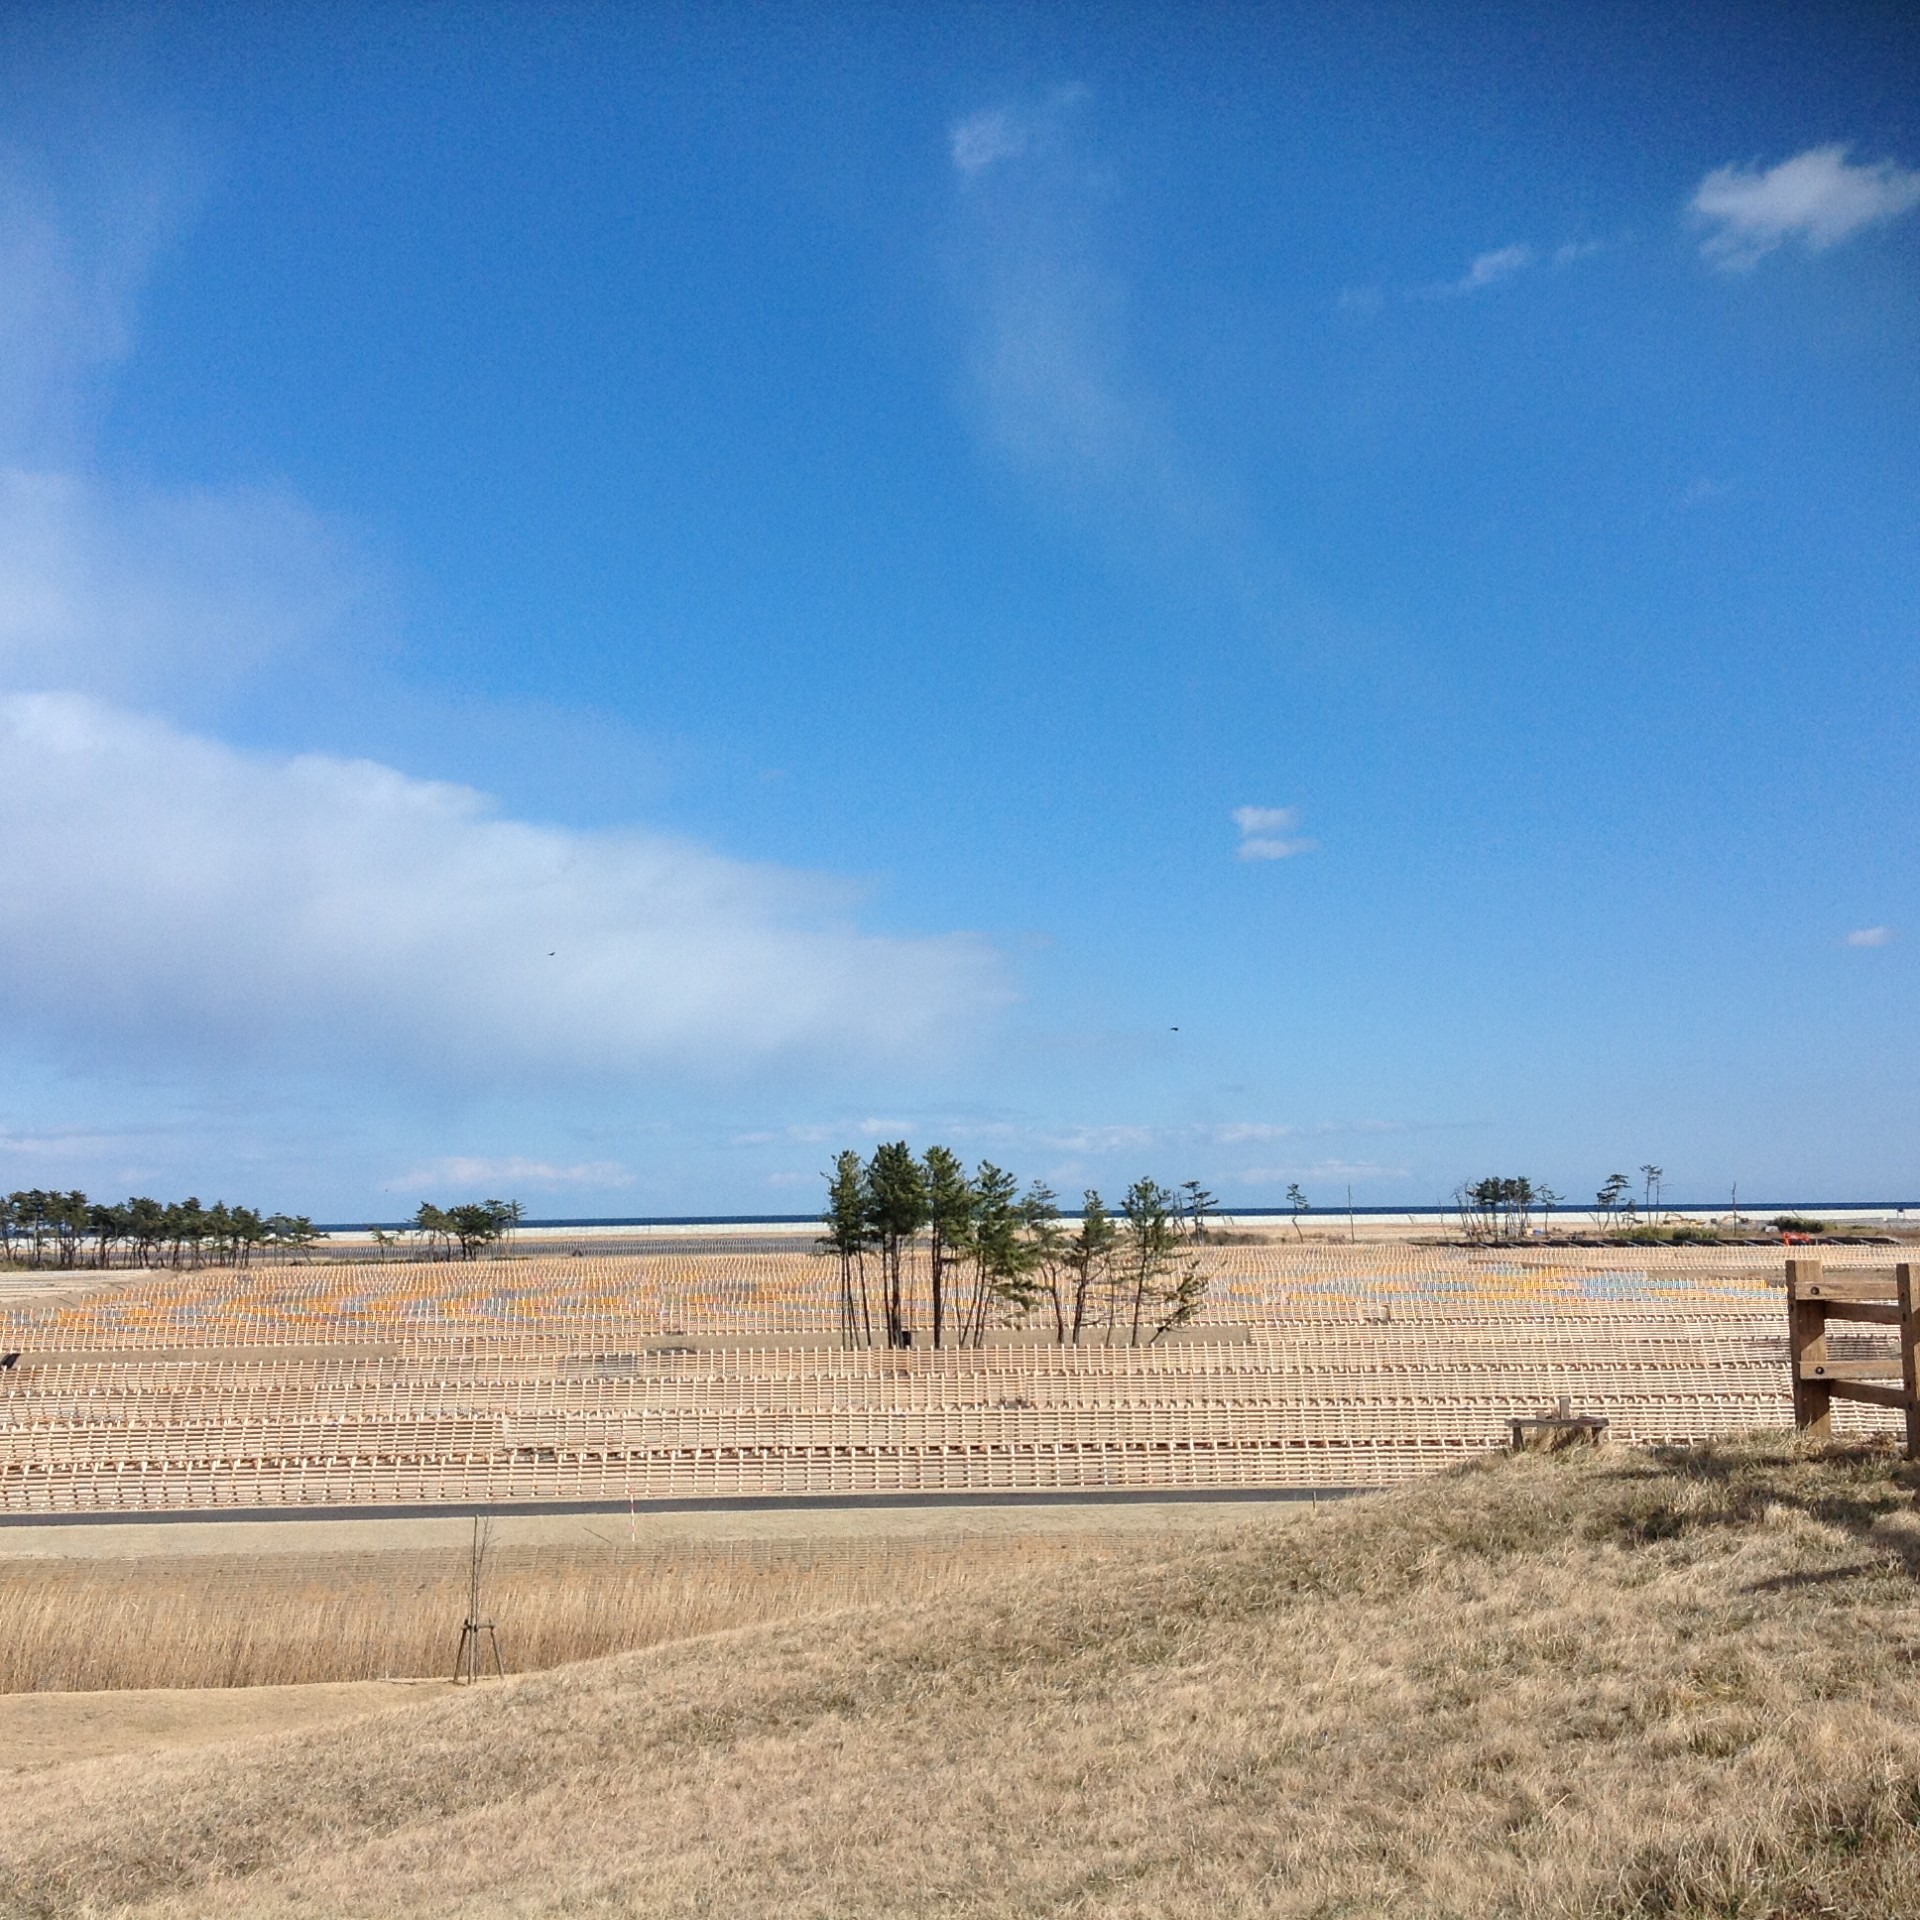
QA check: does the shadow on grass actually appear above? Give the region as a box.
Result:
[1742,1560,1887,1594]
[1569,1434,1920,1578]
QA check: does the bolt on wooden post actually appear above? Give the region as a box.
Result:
[1785,1258,1920,1459]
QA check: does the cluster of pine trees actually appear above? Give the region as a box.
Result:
[821,1143,1214,1350]
[0,1190,320,1270]
[390,1199,524,1261]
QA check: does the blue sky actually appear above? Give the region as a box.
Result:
[1,2,1915,1217]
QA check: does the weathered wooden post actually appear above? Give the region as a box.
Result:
[1787,1257,1831,1436]
[1900,1263,1920,1462]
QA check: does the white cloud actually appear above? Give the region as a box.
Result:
[0,1127,145,1162]
[0,467,371,701]
[968,248,1138,480]
[1424,238,1610,299]
[0,153,378,714]
[950,108,1030,176]
[1846,926,1894,948]
[1419,238,1607,300]
[730,1123,840,1146]
[1232,804,1317,861]
[1038,1124,1159,1155]
[1232,805,1297,836]
[0,693,1009,1082]
[1236,1159,1405,1185]
[948,87,1085,177]
[1455,244,1534,292]
[946,90,1310,641]
[386,1157,633,1194]
[1692,144,1920,269]
[724,1116,1423,1183]
[0,134,202,463]
[946,87,1206,530]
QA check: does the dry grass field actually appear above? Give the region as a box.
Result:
[0,1679,449,1771]
[0,1511,1237,1691]
[4,1435,1920,1918]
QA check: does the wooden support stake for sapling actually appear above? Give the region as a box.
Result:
[453,1514,504,1683]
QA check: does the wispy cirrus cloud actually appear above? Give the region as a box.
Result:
[1236,1159,1407,1186]
[1846,926,1894,948]
[1423,237,1607,300]
[1692,144,1920,269]
[1344,238,1607,312]
[386,1157,633,1194]
[732,1120,916,1147]
[0,1127,155,1162]
[0,139,199,461]
[946,88,1137,492]
[1450,243,1535,293]
[0,467,372,704]
[1233,805,1317,861]
[949,97,1055,176]
[737,1115,1413,1159]
[943,84,1269,596]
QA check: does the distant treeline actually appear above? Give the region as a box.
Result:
[1449,1167,1825,1244]
[1453,1168,1681,1243]
[0,1190,321,1271]
[822,1144,1214,1349]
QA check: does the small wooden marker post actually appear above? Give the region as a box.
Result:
[1785,1259,1920,1460]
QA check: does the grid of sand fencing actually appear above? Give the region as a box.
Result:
[0,1239,1868,1349]
[0,1242,1895,1511]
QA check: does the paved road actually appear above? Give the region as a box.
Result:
[0,1484,1368,1530]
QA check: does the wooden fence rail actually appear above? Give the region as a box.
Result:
[1786,1258,1920,1457]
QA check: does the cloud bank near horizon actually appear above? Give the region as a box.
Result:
[0,693,1009,1084]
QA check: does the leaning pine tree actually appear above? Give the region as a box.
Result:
[821,1150,875,1348]
[956,1161,1028,1348]
[1120,1179,1208,1346]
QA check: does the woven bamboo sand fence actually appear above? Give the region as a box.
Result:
[0,1243,1898,1512]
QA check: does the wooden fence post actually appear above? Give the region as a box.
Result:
[1787,1258,1831,1437]
[1901,1263,1920,1462]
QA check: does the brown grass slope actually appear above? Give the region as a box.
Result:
[10,1438,1920,1918]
